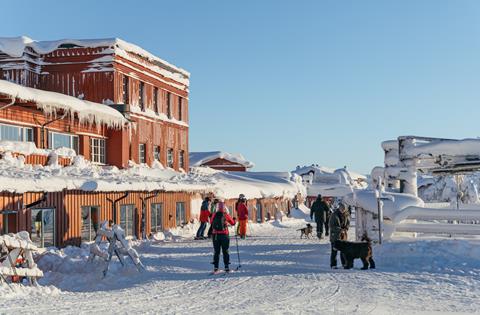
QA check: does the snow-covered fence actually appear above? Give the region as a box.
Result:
[348,190,480,241]
[88,221,144,277]
[0,231,43,286]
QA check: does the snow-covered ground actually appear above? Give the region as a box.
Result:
[1,212,479,315]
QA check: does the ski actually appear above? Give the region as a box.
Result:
[209,269,235,276]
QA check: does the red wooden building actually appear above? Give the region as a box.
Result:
[0,36,189,170]
[189,151,254,172]
[0,36,192,247]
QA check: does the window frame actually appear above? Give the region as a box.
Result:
[90,138,106,164]
[139,81,145,111]
[139,143,146,164]
[48,131,79,153]
[0,123,34,142]
[178,96,183,121]
[166,92,172,119]
[122,75,129,104]
[175,202,186,227]
[167,148,174,168]
[154,145,161,162]
[179,150,185,169]
[153,87,159,114]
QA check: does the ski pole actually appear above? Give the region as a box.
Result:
[234,232,241,271]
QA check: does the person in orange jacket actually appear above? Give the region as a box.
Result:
[210,201,236,272]
[236,195,249,239]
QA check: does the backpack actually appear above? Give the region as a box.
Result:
[212,211,226,231]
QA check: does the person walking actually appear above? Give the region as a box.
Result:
[210,201,236,273]
[195,197,211,240]
[310,194,331,239]
[236,195,249,239]
[329,203,351,269]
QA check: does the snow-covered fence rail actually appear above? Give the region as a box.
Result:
[0,231,43,286]
[390,207,480,237]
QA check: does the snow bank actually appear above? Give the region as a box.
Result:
[0,80,128,129]
[189,151,255,168]
[0,140,76,158]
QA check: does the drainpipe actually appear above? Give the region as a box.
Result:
[24,192,48,209]
[107,192,129,224]
[140,191,159,239]
[40,113,67,149]
[0,97,15,111]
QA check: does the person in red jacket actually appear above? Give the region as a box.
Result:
[210,201,236,272]
[236,195,249,239]
[195,197,211,240]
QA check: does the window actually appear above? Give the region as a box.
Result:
[153,87,159,114]
[150,203,163,233]
[90,138,106,164]
[0,123,33,142]
[119,204,135,237]
[139,143,146,164]
[178,96,183,121]
[49,132,79,153]
[167,148,174,168]
[166,92,172,119]
[81,206,100,242]
[154,146,161,161]
[138,82,145,111]
[176,202,186,226]
[179,150,185,169]
[122,76,129,104]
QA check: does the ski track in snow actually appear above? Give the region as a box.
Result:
[1,218,480,315]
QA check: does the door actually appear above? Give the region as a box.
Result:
[30,208,55,247]
[120,204,135,237]
[256,202,263,223]
[81,206,100,242]
[176,202,186,226]
[150,203,163,233]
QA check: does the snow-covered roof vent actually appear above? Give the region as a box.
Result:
[0,36,189,86]
[0,80,128,129]
[189,151,255,168]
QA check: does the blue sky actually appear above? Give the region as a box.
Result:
[3,0,480,173]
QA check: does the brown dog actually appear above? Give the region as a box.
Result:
[297,223,313,239]
[333,237,375,270]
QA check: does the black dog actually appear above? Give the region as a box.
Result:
[333,238,375,270]
[297,223,313,239]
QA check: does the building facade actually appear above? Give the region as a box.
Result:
[0,37,189,170]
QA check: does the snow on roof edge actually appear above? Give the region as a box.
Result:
[0,79,128,129]
[189,151,255,168]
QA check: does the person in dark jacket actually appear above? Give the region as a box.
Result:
[310,194,331,239]
[195,197,211,240]
[329,203,351,268]
[210,201,236,272]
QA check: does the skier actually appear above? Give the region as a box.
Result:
[310,194,331,239]
[236,195,249,239]
[207,198,219,239]
[196,197,211,240]
[210,201,236,273]
[329,203,350,268]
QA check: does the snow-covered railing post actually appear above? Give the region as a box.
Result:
[375,177,394,244]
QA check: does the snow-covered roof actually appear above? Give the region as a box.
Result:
[402,138,480,158]
[292,165,367,181]
[0,155,303,200]
[189,151,255,169]
[0,36,189,87]
[0,80,128,128]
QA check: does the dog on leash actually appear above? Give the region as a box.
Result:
[297,223,313,239]
[333,236,375,270]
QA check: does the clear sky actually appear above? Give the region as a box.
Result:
[3,0,480,173]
